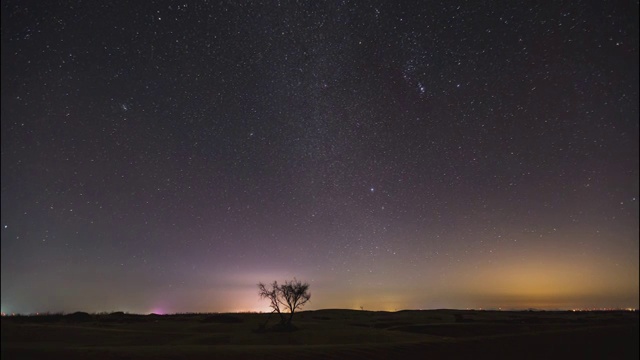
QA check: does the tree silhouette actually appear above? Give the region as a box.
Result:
[258,278,310,327]
[258,281,284,324]
[280,279,311,324]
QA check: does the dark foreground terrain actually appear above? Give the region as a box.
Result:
[2,309,638,359]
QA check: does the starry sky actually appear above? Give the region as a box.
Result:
[1,1,638,314]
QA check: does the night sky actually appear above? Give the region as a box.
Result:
[1,1,638,315]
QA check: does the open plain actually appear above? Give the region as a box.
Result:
[2,309,638,359]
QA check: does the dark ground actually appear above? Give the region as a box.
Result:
[2,309,638,359]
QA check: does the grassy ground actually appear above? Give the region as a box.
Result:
[2,309,638,359]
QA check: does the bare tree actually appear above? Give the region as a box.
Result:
[257,281,285,325]
[280,279,311,325]
[257,278,311,327]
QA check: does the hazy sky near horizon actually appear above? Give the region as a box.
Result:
[1,1,638,314]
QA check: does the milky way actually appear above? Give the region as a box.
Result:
[1,1,638,314]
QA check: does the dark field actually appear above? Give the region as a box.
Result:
[2,309,638,359]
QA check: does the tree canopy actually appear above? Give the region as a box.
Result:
[258,278,310,327]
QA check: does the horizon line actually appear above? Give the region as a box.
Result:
[2,307,638,316]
